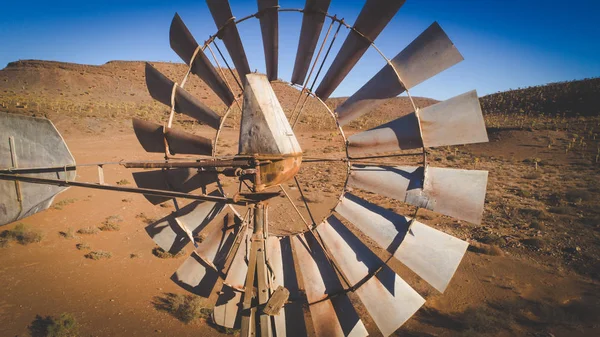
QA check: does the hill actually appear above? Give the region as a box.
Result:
[0,59,436,132]
[481,77,600,117]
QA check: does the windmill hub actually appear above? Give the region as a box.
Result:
[238,73,303,191]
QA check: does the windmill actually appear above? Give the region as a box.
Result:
[0,0,489,336]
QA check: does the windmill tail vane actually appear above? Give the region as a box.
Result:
[0,1,490,336]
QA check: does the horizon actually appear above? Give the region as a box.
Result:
[2,0,599,100]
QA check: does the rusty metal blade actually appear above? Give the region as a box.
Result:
[172,252,220,297]
[165,127,213,156]
[171,208,236,297]
[206,0,251,79]
[132,168,218,205]
[348,164,488,225]
[336,22,464,125]
[258,0,279,81]
[314,0,406,100]
[266,236,286,336]
[317,216,425,336]
[335,193,468,293]
[419,90,488,148]
[0,113,76,226]
[213,229,249,328]
[145,191,225,253]
[145,63,221,129]
[347,112,422,156]
[132,118,213,156]
[291,0,331,85]
[291,232,368,337]
[267,236,307,337]
[132,118,164,153]
[170,13,235,106]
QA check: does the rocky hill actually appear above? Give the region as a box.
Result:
[0,60,436,132]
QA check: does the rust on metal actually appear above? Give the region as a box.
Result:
[291,232,367,337]
[263,285,289,316]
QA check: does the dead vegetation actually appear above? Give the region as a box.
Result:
[152,247,185,259]
[84,250,112,260]
[98,215,122,231]
[0,223,43,247]
[152,293,211,324]
[28,312,79,337]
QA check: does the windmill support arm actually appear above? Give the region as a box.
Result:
[0,173,278,205]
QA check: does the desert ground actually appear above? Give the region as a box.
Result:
[0,61,599,336]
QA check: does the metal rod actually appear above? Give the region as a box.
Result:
[212,41,244,92]
[0,173,252,205]
[293,177,317,228]
[279,184,310,228]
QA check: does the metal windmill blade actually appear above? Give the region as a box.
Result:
[206,0,251,79]
[336,22,464,126]
[0,113,76,225]
[314,0,406,100]
[257,0,279,81]
[170,13,235,106]
[335,193,469,293]
[145,63,222,129]
[291,0,331,85]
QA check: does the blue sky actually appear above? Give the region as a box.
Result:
[1,0,599,100]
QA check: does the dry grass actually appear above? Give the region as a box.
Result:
[98,215,122,231]
[116,179,130,186]
[75,243,91,251]
[58,228,77,239]
[84,250,112,260]
[0,223,43,246]
[76,226,99,235]
[469,242,504,256]
[152,247,185,259]
[52,198,78,210]
[28,313,79,337]
[152,293,210,324]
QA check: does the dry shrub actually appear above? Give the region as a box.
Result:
[99,215,122,231]
[76,226,99,235]
[52,198,78,210]
[523,172,541,180]
[521,238,545,249]
[75,243,90,251]
[152,247,185,259]
[529,220,545,230]
[565,188,592,203]
[468,242,504,256]
[116,179,130,185]
[0,223,43,246]
[59,228,76,239]
[153,293,211,323]
[84,250,112,260]
[28,313,79,337]
[460,305,511,333]
[549,206,575,215]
